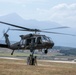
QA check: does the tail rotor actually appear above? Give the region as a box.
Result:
[0,28,10,42]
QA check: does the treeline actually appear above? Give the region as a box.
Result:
[60,49,76,56]
[53,46,73,50]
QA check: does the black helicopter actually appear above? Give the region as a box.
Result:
[0,21,75,65]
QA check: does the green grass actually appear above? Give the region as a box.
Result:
[0,51,40,57]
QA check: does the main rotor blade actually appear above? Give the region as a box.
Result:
[9,29,40,32]
[42,26,69,30]
[10,29,29,31]
[0,21,40,32]
[10,28,76,36]
[0,21,31,30]
[41,30,76,36]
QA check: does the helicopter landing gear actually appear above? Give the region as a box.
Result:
[11,50,15,55]
[44,49,48,54]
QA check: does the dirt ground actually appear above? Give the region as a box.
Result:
[0,58,76,75]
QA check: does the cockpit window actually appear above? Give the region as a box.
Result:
[43,36,49,40]
[41,35,50,42]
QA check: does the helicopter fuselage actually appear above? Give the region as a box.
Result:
[17,34,54,50]
[0,33,54,54]
[9,34,54,50]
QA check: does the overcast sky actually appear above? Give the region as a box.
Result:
[0,0,76,28]
[0,0,76,47]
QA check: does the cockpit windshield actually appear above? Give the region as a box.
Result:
[41,35,50,42]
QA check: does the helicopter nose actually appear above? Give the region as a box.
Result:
[43,41,54,49]
[50,40,54,48]
[51,42,54,48]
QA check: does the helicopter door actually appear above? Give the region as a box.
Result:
[26,39,31,46]
[26,38,35,46]
[20,39,26,48]
[37,37,42,44]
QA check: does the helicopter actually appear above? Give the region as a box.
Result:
[0,21,75,65]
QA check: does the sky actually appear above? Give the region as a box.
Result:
[0,0,76,28]
[0,0,76,47]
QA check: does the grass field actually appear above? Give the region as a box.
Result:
[0,59,76,75]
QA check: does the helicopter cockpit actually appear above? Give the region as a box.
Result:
[41,35,50,43]
[35,35,52,44]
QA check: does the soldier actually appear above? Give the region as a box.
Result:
[27,55,37,65]
[27,55,30,65]
[27,54,32,65]
[34,56,37,65]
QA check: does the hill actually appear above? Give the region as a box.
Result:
[0,13,76,47]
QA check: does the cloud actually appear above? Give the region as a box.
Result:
[0,1,76,28]
[36,3,76,27]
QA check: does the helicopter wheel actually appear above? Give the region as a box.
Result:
[44,49,48,54]
[11,50,15,55]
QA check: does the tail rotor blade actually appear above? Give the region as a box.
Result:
[5,28,10,33]
[0,28,10,41]
[0,30,5,41]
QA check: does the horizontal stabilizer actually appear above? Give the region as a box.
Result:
[0,44,9,48]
